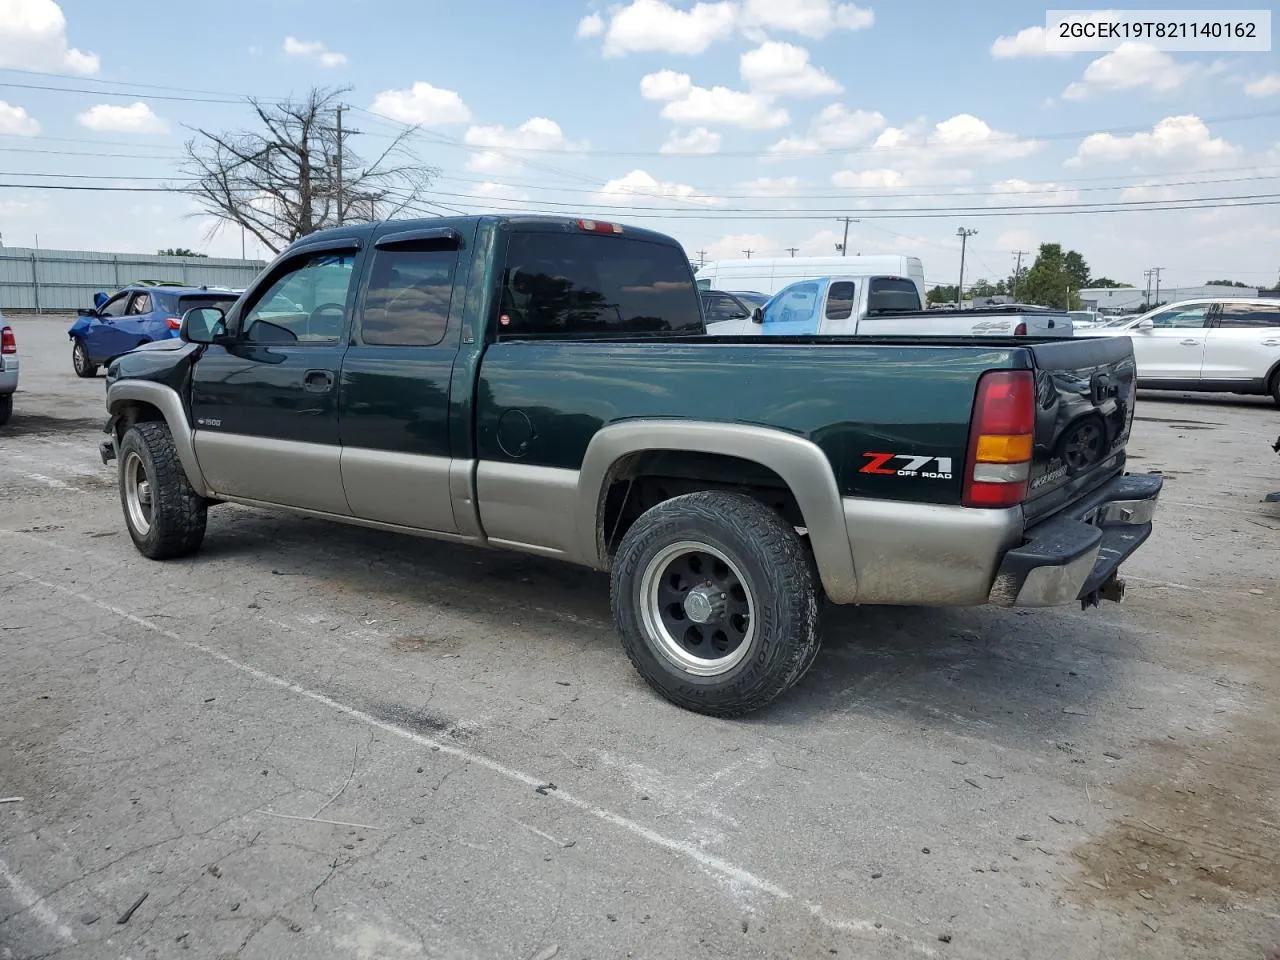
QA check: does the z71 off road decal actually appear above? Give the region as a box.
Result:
[860,453,953,480]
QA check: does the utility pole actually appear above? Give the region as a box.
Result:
[1011,249,1029,300]
[956,227,977,308]
[786,247,799,258]
[695,249,707,267]
[742,249,754,259]
[835,217,858,256]
[1143,268,1153,307]
[334,105,345,225]
[1152,266,1163,306]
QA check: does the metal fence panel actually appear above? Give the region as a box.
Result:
[0,247,267,312]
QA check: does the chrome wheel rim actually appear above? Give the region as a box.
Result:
[73,341,87,374]
[123,450,153,536]
[639,540,755,677]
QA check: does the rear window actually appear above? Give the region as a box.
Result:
[867,277,920,314]
[499,232,702,338]
[176,295,238,315]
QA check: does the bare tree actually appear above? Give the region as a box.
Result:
[182,87,437,254]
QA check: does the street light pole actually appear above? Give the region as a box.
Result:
[956,227,977,308]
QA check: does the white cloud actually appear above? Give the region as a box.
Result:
[75,102,167,134]
[798,227,850,255]
[831,168,906,189]
[989,178,1080,206]
[463,117,585,173]
[1063,43,1195,100]
[1068,115,1238,167]
[0,0,97,75]
[600,0,737,56]
[990,11,1113,58]
[660,126,722,154]
[0,100,39,136]
[1244,73,1280,98]
[767,103,885,155]
[740,0,873,39]
[740,41,842,97]
[282,36,347,68]
[597,169,720,207]
[639,70,788,129]
[575,12,605,38]
[926,113,1041,161]
[740,175,802,196]
[471,181,530,203]
[706,232,774,260]
[369,82,471,126]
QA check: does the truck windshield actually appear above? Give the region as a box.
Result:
[499,232,702,337]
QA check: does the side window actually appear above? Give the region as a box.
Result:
[867,277,921,313]
[1218,304,1280,328]
[498,232,701,338]
[825,281,856,321]
[360,245,458,346]
[240,252,356,344]
[99,293,131,318]
[128,292,152,315]
[1150,305,1210,328]
[765,282,819,324]
[703,294,742,323]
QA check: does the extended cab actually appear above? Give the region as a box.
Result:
[707,276,1072,337]
[101,215,1161,716]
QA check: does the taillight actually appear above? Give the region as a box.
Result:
[576,218,623,234]
[0,325,14,354]
[165,317,181,330]
[963,370,1035,508]
[1013,322,1027,336]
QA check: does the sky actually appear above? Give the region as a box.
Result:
[0,0,1278,291]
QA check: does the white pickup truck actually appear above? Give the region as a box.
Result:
[705,275,1074,338]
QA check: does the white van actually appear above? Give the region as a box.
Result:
[696,255,927,305]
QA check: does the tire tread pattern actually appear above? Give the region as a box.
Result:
[120,422,207,559]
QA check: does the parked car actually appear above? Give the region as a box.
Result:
[0,320,17,426]
[100,214,1161,716]
[699,289,761,324]
[1083,298,1280,404]
[706,277,1073,337]
[69,285,242,377]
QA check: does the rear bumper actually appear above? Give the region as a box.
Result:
[988,472,1163,607]
[0,355,17,394]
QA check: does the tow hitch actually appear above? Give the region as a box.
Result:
[1081,573,1126,610]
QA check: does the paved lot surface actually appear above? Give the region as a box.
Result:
[2,315,1278,960]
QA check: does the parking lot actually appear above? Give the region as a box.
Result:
[2,314,1278,960]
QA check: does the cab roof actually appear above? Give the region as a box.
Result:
[290,215,685,252]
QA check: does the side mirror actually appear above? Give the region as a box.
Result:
[1137,318,1154,330]
[77,307,95,317]
[180,306,227,345]
[93,292,108,309]
[751,307,764,324]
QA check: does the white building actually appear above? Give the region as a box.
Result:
[1082,284,1259,314]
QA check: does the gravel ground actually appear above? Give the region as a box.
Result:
[2,315,1278,960]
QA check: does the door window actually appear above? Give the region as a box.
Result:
[241,252,356,343]
[764,282,820,325]
[703,294,747,323]
[360,245,459,346]
[127,293,152,315]
[99,293,131,318]
[1148,304,1210,328]
[498,232,701,337]
[825,282,856,321]
[1217,303,1280,328]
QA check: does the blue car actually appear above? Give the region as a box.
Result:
[69,284,241,378]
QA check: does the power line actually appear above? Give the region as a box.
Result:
[0,80,246,104]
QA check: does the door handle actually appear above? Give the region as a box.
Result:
[303,369,335,393]
[1180,339,1200,345]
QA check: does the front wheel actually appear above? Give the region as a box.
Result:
[72,339,98,378]
[118,422,208,559]
[610,490,822,717]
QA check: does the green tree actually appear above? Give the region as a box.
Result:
[1090,277,1132,288]
[1063,249,1091,290]
[157,247,207,257]
[968,278,999,299]
[1022,243,1092,309]
[1205,279,1249,287]
[927,283,958,305]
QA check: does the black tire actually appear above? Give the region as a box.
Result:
[0,393,11,427]
[1269,370,1280,407]
[118,422,207,559]
[72,339,98,378]
[610,490,822,717]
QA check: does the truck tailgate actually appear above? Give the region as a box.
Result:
[1023,337,1137,523]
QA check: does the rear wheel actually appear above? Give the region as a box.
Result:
[611,491,822,717]
[0,394,11,426]
[118,422,207,559]
[1269,369,1280,407]
[72,339,98,378]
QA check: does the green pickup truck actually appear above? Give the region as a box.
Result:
[100,215,1162,715]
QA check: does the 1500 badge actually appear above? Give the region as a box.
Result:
[859,453,953,480]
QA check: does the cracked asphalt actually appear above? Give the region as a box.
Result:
[2,315,1278,960]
